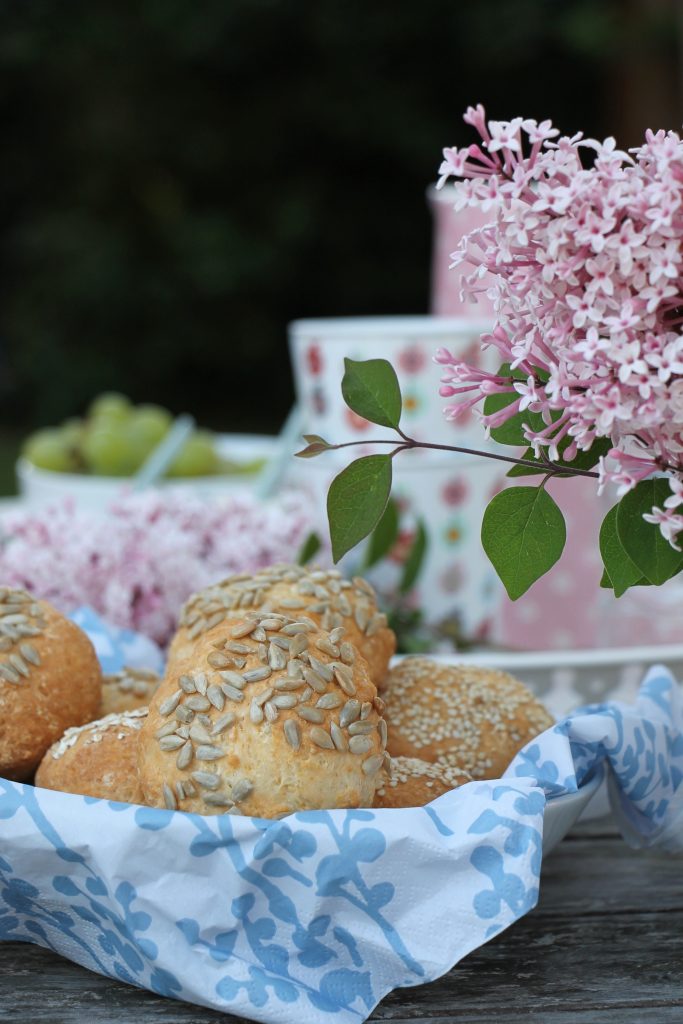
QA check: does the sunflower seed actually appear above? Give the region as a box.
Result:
[299,686,313,702]
[330,722,347,751]
[158,735,185,751]
[175,781,186,801]
[191,770,221,790]
[189,722,213,744]
[176,724,191,739]
[362,754,384,775]
[254,687,273,706]
[273,678,304,691]
[315,638,339,658]
[163,784,177,810]
[268,643,287,670]
[211,713,236,736]
[227,641,251,654]
[19,643,40,666]
[232,778,253,803]
[288,633,309,657]
[243,667,272,684]
[349,735,374,754]
[287,659,304,679]
[310,726,335,750]
[366,612,387,637]
[333,666,356,696]
[159,690,183,716]
[176,741,194,770]
[378,719,388,747]
[0,663,21,684]
[196,745,224,761]
[303,668,327,694]
[354,605,370,632]
[339,642,356,665]
[230,621,257,638]
[297,705,325,724]
[279,597,307,609]
[269,635,290,650]
[264,701,279,722]
[186,695,211,712]
[360,702,372,720]
[316,693,342,710]
[348,721,375,736]
[284,718,301,750]
[207,685,225,711]
[193,672,208,696]
[203,792,234,808]
[179,674,196,693]
[207,651,231,669]
[308,656,334,682]
[221,684,245,702]
[259,617,284,630]
[340,700,361,728]
[271,694,297,709]
[175,705,194,724]
[155,720,178,739]
[220,670,246,689]
[250,699,264,724]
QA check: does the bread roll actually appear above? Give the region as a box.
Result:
[35,708,146,804]
[139,610,388,818]
[0,590,102,780]
[383,658,554,779]
[100,667,160,717]
[374,756,471,808]
[168,564,396,688]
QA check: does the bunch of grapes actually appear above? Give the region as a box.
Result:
[22,393,221,478]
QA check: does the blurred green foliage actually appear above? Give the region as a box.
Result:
[0,0,677,439]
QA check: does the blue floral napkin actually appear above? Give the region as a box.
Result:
[0,632,681,1023]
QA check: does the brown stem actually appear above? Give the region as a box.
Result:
[325,437,600,479]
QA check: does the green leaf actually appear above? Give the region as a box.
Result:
[399,519,428,594]
[616,478,683,586]
[327,454,393,563]
[507,437,611,478]
[296,531,322,566]
[295,434,333,459]
[481,485,566,600]
[341,358,402,429]
[363,497,400,569]
[599,504,644,597]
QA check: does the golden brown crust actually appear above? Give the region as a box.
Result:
[140,610,389,818]
[167,565,396,689]
[100,668,160,717]
[0,592,102,780]
[373,755,471,808]
[383,658,554,780]
[35,709,146,804]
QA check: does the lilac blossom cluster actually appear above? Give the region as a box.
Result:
[435,105,683,546]
[0,491,315,645]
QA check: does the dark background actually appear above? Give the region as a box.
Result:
[0,0,680,465]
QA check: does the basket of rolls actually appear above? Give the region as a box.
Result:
[2,563,672,1024]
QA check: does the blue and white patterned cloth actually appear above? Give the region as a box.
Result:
[1,635,681,1022]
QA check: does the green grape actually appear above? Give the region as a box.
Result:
[88,392,132,425]
[128,405,172,462]
[82,427,141,476]
[166,431,218,477]
[23,429,77,473]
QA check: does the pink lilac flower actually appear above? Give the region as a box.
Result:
[0,491,316,646]
[436,108,683,546]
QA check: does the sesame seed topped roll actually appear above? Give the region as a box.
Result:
[383,658,554,780]
[35,708,146,805]
[139,611,389,818]
[167,564,396,689]
[374,756,471,808]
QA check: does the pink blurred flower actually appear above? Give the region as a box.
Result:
[435,106,683,547]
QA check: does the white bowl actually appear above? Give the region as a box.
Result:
[16,434,280,511]
[542,764,604,856]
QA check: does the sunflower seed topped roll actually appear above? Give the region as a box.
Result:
[167,563,396,688]
[139,610,388,818]
[0,588,102,780]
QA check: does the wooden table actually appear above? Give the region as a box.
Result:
[1,816,681,1023]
